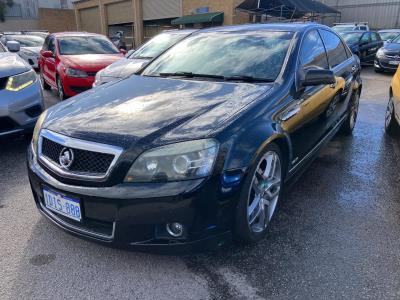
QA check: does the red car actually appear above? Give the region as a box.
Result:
[39,32,125,100]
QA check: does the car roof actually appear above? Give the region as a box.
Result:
[51,32,106,38]
[196,23,330,34]
[341,30,374,34]
[162,29,198,35]
[378,29,400,32]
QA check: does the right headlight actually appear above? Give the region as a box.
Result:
[376,48,385,59]
[5,69,37,92]
[124,139,219,183]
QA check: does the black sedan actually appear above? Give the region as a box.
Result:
[27,23,362,253]
[341,31,383,63]
[375,34,400,72]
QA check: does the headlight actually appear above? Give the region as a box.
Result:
[66,68,88,78]
[376,48,386,59]
[31,110,47,156]
[5,69,37,91]
[94,71,103,86]
[124,139,219,183]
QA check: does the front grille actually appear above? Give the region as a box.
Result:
[0,117,17,132]
[41,137,115,175]
[0,76,8,90]
[379,61,398,69]
[70,86,91,93]
[385,51,400,58]
[87,71,97,77]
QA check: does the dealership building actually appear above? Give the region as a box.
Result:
[73,0,249,49]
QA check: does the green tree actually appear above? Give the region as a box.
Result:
[0,0,13,22]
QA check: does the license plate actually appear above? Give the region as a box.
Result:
[389,60,400,65]
[43,188,82,221]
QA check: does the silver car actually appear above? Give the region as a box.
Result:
[1,34,44,69]
[94,29,196,86]
[0,41,44,137]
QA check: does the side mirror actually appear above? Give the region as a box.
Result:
[301,68,336,87]
[6,41,20,53]
[42,50,54,58]
[119,48,127,55]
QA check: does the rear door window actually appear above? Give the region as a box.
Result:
[319,30,349,68]
[299,30,329,69]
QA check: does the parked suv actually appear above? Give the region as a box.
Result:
[39,32,125,100]
[28,24,361,253]
[0,40,44,137]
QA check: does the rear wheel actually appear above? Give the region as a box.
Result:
[234,143,284,244]
[57,76,67,101]
[385,97,400,136]
[40,70,51,90]
[341,91,360,135]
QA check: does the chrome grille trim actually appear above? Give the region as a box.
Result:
[38,129,123,181]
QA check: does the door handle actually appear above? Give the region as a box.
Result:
[281,103,301,121]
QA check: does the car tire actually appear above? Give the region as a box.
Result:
[40,71,51,90]
[385,97,400,136]
[234,143,285,245]
[57,76,67,101]
[341,90,360,135]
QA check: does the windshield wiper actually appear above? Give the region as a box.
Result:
[224,75,274,83]
[159,72,225,80]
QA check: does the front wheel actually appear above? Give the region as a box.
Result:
[385,97,400,136]
[57,76,67,101]
[341,91,360,135]
[234,143,284,244]
[40,70,51,90]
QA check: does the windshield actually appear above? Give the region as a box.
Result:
[382,32,400,42]
[58,36,119,55]
[333,26,354,33]
[130,32,189,59]
[142,31,294,81]
[9,35,44,47]
[341,32,363,44]
[391,35,400,44]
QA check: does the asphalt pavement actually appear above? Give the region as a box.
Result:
[1,68,400,299]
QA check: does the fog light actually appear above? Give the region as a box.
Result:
[166,222,184,237]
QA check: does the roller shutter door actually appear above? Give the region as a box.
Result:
[79,7,101,33]
[106,1,134,25]
[143,0,181,20]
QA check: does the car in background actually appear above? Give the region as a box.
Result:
[333,22,369,33]
[0,40,44,137]
[39,32,125,101]
[341,31,383,63]
[28,23,361,252]
[21,30,49,39]
[1,34,45,69]
[378,29,400,43]
[94,29,196,86]
[375,34,400,72]
[385,68,400,135]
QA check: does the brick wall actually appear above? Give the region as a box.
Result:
[38,8,77,33]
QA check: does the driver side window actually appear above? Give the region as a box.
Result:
[300,30,329,69]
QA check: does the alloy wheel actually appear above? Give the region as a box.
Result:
[247,151,282,233]
[57,77,64,101]
[385,98,394,129]
[349,92,360,130]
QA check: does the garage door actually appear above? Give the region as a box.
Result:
[79,7,101,33]
[106,1,133,25]
[143,0,181,20]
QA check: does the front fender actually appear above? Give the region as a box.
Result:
[221,121,292,173]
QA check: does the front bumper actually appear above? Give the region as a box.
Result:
[27,146,237,254]
[63,76,95,97]
[0,80,44,137]
[374,57,399,72]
